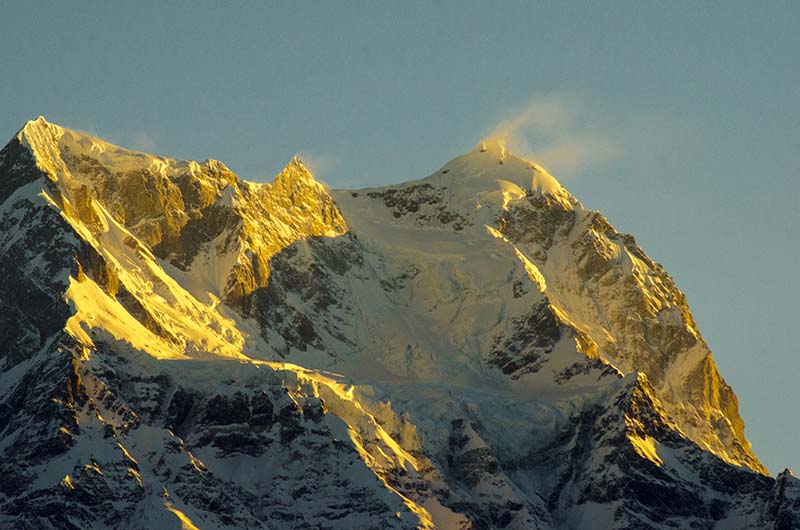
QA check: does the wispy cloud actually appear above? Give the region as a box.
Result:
[130,131,157,152]
[294,150,338,182]
[485,94,623,177]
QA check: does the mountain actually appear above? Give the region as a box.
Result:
[0,117,796,530]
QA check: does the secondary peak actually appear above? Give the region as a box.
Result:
[272,155,318,188]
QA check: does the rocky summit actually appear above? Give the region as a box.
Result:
[0,117,797,530]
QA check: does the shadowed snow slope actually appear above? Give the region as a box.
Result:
[0,117,794,530]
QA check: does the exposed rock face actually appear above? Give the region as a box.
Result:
[494,188,763,472]
[0,118,794,529]
[0,138,79,368]
[386,141,762,474]
[364,183,471,230]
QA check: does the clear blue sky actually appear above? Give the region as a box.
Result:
[2,2,798,473]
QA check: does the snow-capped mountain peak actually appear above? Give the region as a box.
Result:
[0,118,792,529]
[421,139,575,214]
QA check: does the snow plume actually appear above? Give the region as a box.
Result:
[130,131,157,152]
[293,149,337,181]
[486,94,623,177]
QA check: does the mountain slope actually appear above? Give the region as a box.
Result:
[0,117,794,530]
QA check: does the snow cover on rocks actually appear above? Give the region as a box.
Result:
[0,117,794,530]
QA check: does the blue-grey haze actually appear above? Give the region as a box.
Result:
[1,1,798,474]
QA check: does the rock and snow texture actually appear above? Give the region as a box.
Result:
[0,117,796,529]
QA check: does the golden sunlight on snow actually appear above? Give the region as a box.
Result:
[164,502,201,530]
[64,274,186,360]
[629,434,664,467]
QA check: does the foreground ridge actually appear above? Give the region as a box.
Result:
[0,117,794,530]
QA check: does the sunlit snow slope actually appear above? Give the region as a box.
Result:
[0,118,796,530]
